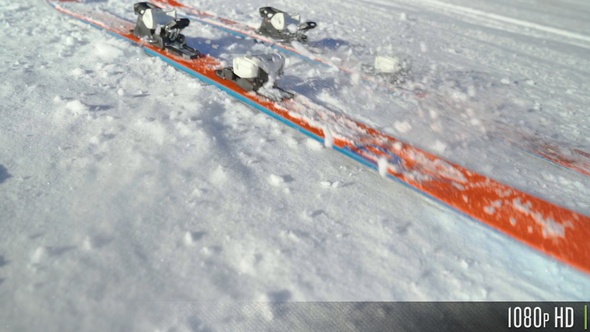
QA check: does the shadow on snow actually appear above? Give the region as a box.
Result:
[0,165,11,184]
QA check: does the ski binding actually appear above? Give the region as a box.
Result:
[216,53,294,101]
[256,6,317,43]
[362,55,411,84]
[132,2,200,59]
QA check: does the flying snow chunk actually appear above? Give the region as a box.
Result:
[420,42,428,53]
[82,236,95,250]
[31,247,48,264]
[184,232,194,245]
[432,140,447,154]
[323,128,334,148]
[66,100,89,115]
[305,138,323,151]
[394,120,412,133]
[350,71,361,85]
[64,36,76,46]
[94,41,125,61]
[378,157,389,177]
[320,180,340,188]
[70,68,86,77]
[269,174,285,186]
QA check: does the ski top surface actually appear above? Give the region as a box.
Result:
[47,0,590,274]
[152,0,590,178]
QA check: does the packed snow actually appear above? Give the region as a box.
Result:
[0,0,589,330]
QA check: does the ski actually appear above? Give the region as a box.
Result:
[150,0,416,95]
[519,140,590,178]
[494,127,590,178]
[47,0,590,275]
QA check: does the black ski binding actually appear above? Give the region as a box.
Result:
[216,53,294,101]
[132,2,200,59]
[256,7,317,43]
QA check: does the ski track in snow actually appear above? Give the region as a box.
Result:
[399,0,590,49]
[0,0,589,330]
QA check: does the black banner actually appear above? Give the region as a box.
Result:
[228,302,588,331]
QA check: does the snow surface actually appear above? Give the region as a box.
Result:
[0,0,589,330]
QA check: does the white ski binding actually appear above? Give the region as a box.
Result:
[216,53,294,101]
[364,55,411,83]
[132,2,200,59]
[256,7,317,43]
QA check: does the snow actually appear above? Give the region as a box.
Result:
[1,0,589,330]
